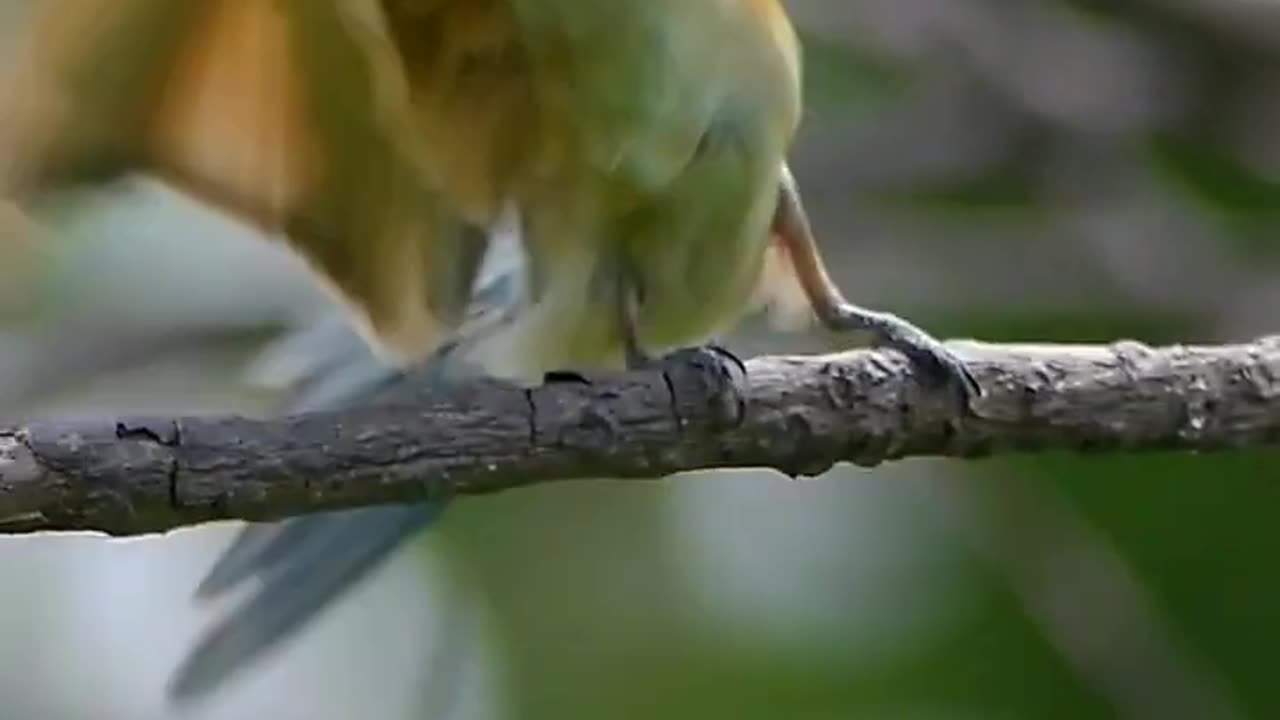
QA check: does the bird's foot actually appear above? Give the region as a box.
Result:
[631,343,748,428]
[821,303,980,409]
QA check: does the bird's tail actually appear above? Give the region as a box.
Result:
[168,505,446,701]
[167,220,528,703]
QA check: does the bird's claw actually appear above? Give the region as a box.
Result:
[868,316,980,409]
[882,327,978,403]
[543,369,594,385]
[822,304,980,410]
[638,344,748,427]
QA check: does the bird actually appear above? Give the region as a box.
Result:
[0,0,980,702]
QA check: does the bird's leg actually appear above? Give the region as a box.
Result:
[616,267,653,372]
[615,266,747,423]
[616,266,744,372]
[772,164,981,407]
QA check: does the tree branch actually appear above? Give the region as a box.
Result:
[2,336,1278,537]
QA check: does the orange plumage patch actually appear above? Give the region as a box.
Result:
[752,233,813,331]
[149,0,321,229]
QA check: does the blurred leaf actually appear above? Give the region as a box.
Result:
[801,32,912,114]
[1005,450,1280,718]
[1148,134,1280,261]
[1149,134,1280,213]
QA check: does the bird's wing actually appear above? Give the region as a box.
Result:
[1,0,485,363]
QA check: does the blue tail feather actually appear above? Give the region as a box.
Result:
[169,229,527,702]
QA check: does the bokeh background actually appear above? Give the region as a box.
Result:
[2,1,1279,718]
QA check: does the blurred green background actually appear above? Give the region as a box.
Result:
[2,1,1279,718]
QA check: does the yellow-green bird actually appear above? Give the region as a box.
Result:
[1,0,978,701]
